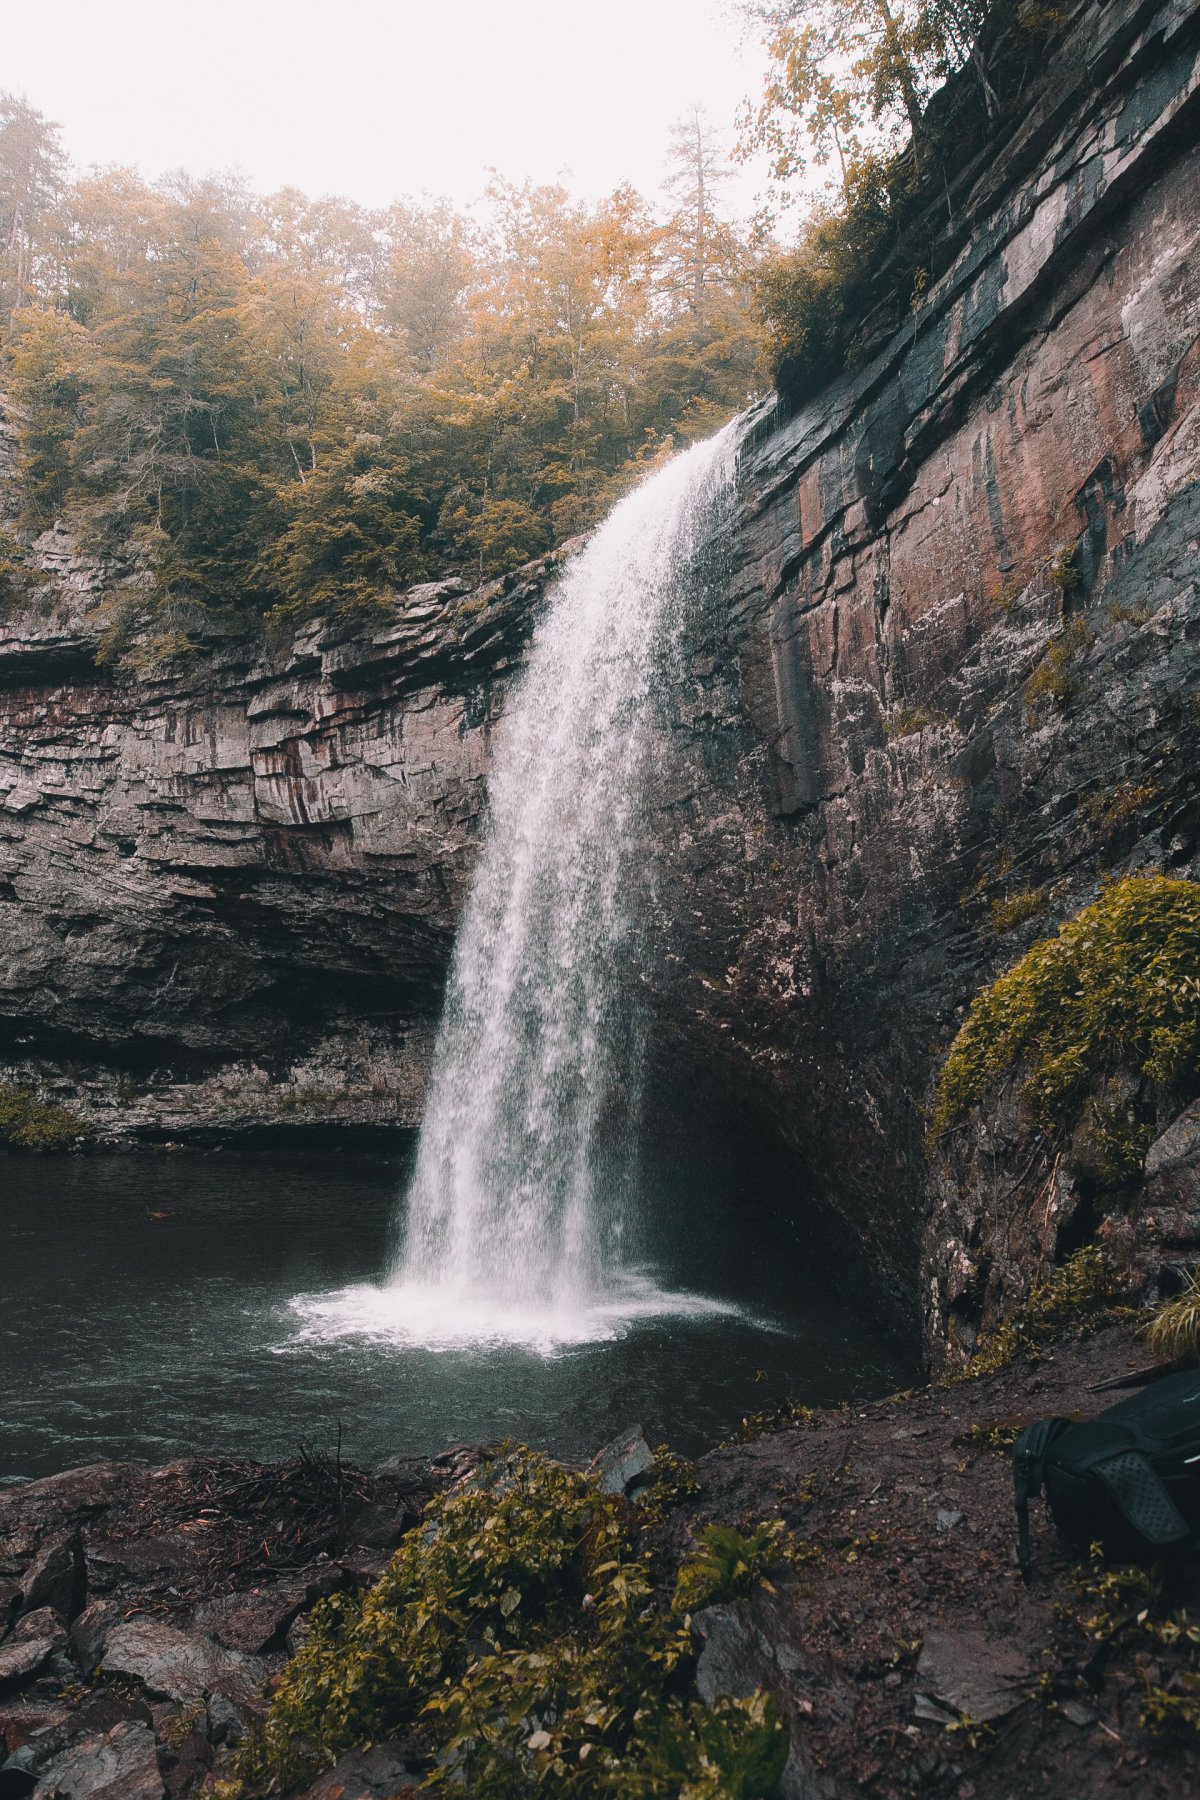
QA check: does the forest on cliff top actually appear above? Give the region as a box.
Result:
[0,98,765,668]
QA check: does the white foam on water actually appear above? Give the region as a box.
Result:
[285,1269,750,1358]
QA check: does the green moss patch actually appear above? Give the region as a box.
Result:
[930,876,1200,1142]
[0,1083,85,1152]
[229,1447,788,1799]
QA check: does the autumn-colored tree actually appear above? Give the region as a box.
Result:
[3,132,767,648]
[739,0,999,204]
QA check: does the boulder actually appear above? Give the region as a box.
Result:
[0,1641,54,1692]
[27,1719,163,1800]
[191,1584,308,1657]
[68,1607,123,1676]
[297,1742,418,1800]
[0,1592,19,1641]
[588,1427,654,1498]
[99,1623,266,1712]
[913,1626,1031,1723]
[19,1539,85,1625]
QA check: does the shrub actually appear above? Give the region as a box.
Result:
[673,1522,792,1615]
[1024,615,1093,716]
[930,876,1200,1141]
[991,888,1047,935]
[961,1246,1128,1378]
[1085,781,1159,839]
[1045,543,1082,593]
[0,1083,84,1152]
[230,1446,787,1800]
[1147,1274,1200,1367]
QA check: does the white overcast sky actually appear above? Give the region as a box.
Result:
[4,0,777,219]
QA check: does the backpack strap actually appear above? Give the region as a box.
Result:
[1013,1418,1070,1576]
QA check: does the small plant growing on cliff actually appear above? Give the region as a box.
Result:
[930,875,1200,1141]
[961,1246,1128,1378]
[229,1446,787,1800]
[991,574,1025,613]
[1025,615,1093,717]
[673,1521,792,1614]
[1087,1085,1155,1189]
[0,529,49,608]
[885,704,947,740]
[0,1083,84,1152]
[1045,543,1082,593]
[991,888,1048,935]
[1085,780,1159,840]
[1147,1273,1200,1368]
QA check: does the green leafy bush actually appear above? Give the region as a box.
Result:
[930,876,1200,1141]
[0,1083,84,1151]
[673,1522,791,1615]
[230,1447,787,1799]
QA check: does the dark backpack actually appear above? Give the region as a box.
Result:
[1013,1369,1200,1572]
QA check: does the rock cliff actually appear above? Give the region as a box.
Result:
[1,0,1198,1362]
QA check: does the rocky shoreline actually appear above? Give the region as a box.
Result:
[3,1319,1198,1800]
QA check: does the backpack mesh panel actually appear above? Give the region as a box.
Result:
[1093,1453,1190,1546]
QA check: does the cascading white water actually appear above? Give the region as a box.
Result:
[390,425,737,1325]
[290,424,741,1351]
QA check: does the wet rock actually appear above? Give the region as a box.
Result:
[202,1696,245,1751]
[0,1641,54,1692]
[0,1699,73,1761]
[100,1622,267,1712]
[19,1538,85,1625]
[191,1584,308,1657]
[589,1426,654,1498]
[27,1719,163,1800]
[0,1469,136,1546]
[69,1606,122,1676]
[10,1617,66,1655]
[691,1603,831,1800]
[0,1593,19,1640]
[297,1742,419,1800]
[914,1627,1031,1723]
[345,1504,415,1553]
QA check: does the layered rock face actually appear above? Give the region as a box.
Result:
[2,0,1198,1358]
[0,498,567,1139]
[640,0,1200,1350]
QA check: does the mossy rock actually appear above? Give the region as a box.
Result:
[930,875,1200,1145]
[0,1084,85,1152]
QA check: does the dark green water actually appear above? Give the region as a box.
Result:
[1,1147,915,1484]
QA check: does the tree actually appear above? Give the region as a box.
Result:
[661,106,736,320]
[0,94,66,320]
[739,0,999,205]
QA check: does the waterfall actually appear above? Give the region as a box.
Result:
[291,424,739,1351]
[402,426,738,1320]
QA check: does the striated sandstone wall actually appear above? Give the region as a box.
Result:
[1,0,1198,1357]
